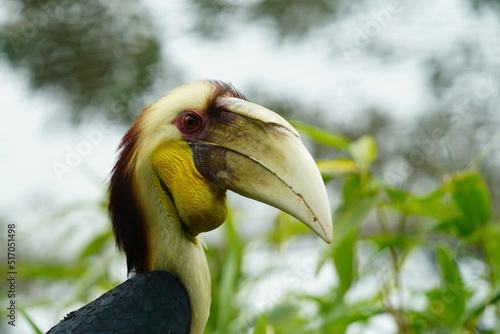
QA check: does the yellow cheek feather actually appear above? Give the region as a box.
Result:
[151,140,228,236]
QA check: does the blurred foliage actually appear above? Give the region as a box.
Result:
[13,122,500,333]
[187,0,500,49]
[189,0,348,39]
[0,0,166,123]
[240,124,500,333]
[471,0,500,10]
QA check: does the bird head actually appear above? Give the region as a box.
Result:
[109,80,332,274]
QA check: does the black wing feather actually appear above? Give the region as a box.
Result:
[46,270,191,334]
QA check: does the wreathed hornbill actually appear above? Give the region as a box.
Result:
[47,80,332,334]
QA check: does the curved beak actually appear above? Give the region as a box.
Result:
[190,97,332,243]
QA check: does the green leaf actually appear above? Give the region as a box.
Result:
[333,198,375,246]
[267,304,300,323]
[383,186,409,206]
[19,308,43,334]
[480,224,500,285]
[342,175,369,205]
[252,314,268,334]
[382,183,458,222]
[333,228,357,298]
[80,230,114,259]
[405,186,451,220]
[446,171,492,236]
[320,297,384,333]
[436,245,465,294]
[461,282,500,327]
[214,211,244,332]
[348,135,377,171]
[320,198,375,293]
[365,231,416,252]
[429,244,467,329]
[218,248,239,331]
[263,303,313,334]
[267,211,314,246]
[291,121,351,149]
[317,159,357,180]
[18,262,88,281]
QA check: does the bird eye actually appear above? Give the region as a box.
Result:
[176,111,204,135]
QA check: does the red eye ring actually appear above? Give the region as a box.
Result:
[176,111,205,135]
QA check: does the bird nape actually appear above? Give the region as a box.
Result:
[47,80,332,334]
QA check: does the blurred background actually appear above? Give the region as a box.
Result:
[0,0,499,333]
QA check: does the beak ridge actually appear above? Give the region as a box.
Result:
[192,97,333,243]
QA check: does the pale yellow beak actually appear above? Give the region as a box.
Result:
[190,97,333,243]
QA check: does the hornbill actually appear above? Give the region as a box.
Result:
[47,80,332,334]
